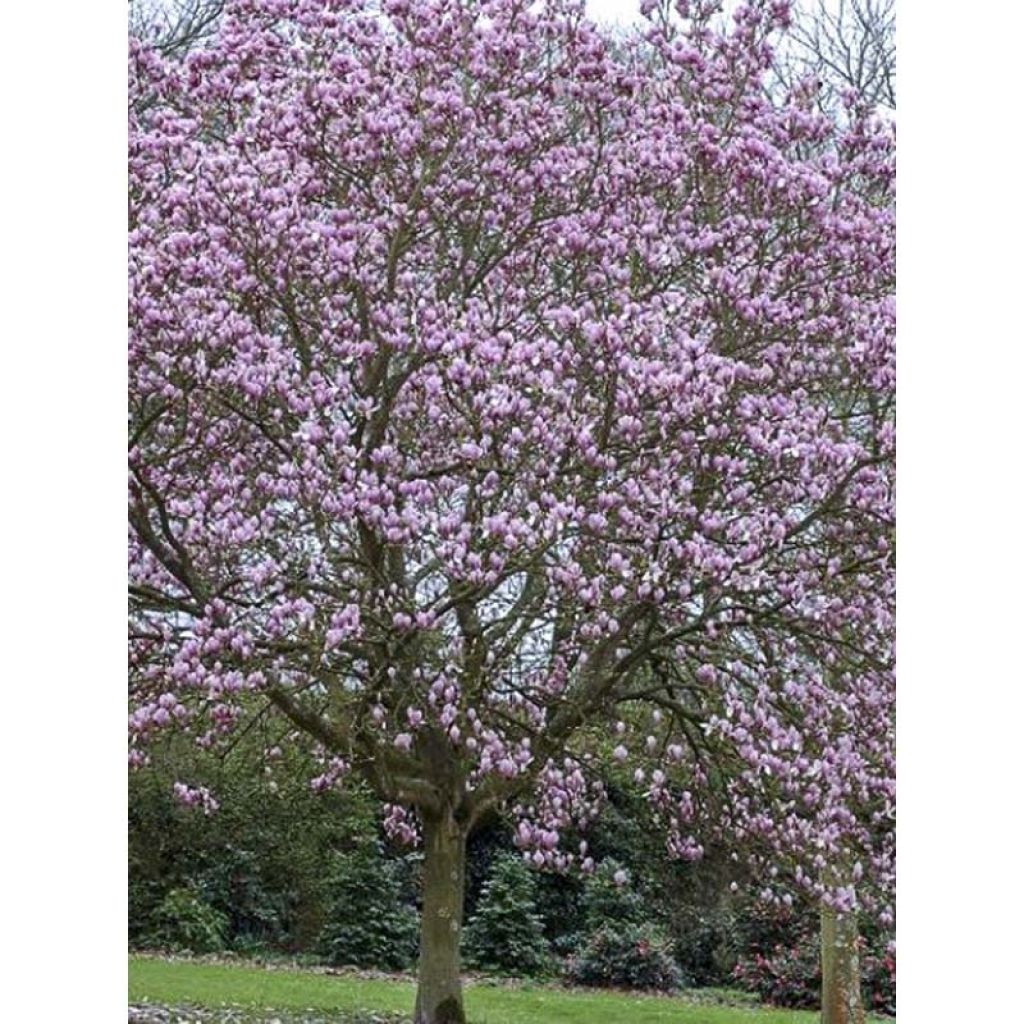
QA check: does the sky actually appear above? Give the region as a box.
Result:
[586,0,643,24]
[585,0,848,28]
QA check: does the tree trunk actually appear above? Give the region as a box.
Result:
[820,901,864,1024]
[414,808,468,1024]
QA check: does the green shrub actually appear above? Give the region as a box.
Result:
[671,910,740,987]
[733,932,896,1016]
[534,865,585,951]
[145,886,229,953]
[317,845,419,970]
[197,845,288,950]
[732,933,820,1009]
[567,922,683,991]
[128,876,165,946]
[463,854,552,976]
[565,859,683,991]
[580,859,646,929]
[551,931,583,957]
[128,735,384,954]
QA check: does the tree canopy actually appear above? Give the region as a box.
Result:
[129,3,894,1019]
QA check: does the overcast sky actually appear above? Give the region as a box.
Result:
[586,0,643,24]
[585,0,845,28]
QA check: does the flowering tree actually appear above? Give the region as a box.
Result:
[129,2,894,1021]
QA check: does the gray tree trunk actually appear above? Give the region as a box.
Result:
[820,902,864,1024]
[413,808,468,1024]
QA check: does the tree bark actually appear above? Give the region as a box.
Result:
[820,901,864,1024]
[414,807,468,1024]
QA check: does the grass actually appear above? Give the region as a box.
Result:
[129,955,829,1024]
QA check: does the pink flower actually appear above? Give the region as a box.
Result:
[128,0,895,933]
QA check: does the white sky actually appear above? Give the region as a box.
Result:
[586,0,643,24]
[586,0,845,26]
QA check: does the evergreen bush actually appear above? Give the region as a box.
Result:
[317,844,419,970]
[145,886,229,953]
[580,859,646,929]
[462,853,552,976]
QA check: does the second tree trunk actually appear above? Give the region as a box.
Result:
[414,808,468,1024]
[820,901,864,1024]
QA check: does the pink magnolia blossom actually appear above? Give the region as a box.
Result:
[129,0,894,931]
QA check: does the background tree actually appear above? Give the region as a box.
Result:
[128,0,225,56]
[773,4,896,1017]
[129,2,895,1022]
[775,0,895,114]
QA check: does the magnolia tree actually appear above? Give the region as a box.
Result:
[128,1,895,1021]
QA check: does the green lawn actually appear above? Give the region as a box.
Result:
[129,955,829,1024]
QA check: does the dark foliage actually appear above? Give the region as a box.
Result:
[567,923,684,992]
[732,931,821,1009]
[143,886,229,953]
[462,853,552,976]
[129,738,895,1011]
[317,844,420,970]
[129,736,384,953]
